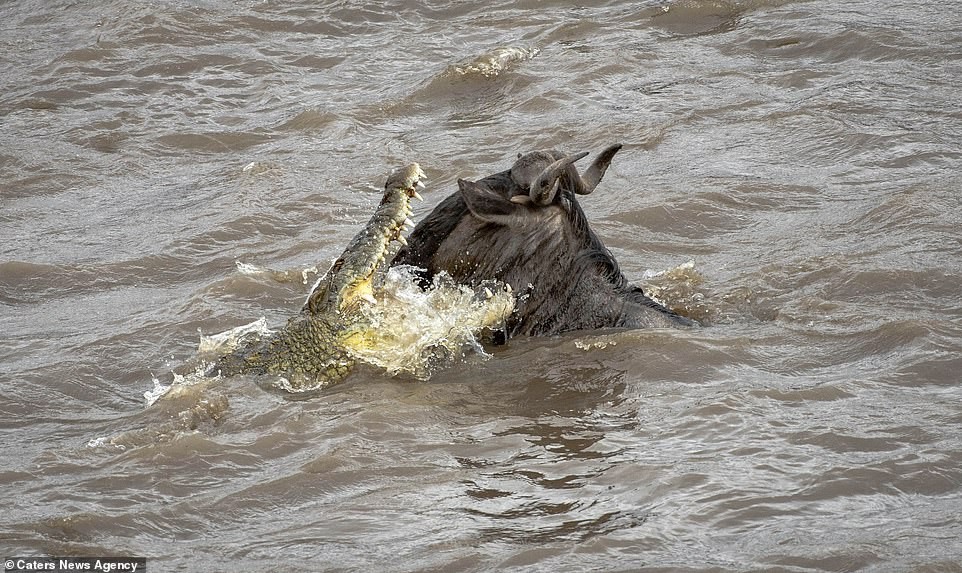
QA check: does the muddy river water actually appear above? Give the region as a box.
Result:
[2,0,961,571]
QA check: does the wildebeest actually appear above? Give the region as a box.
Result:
[392,144,695,338]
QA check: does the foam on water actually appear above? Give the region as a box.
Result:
[235,260,325,288]
[150,265,515,400]
[234,260,263,275]
[137,319,274,408]
[196,316,273,356]
[641,260,711,320]
[143,366,216,407]
[350,266,515,379]
[452,46,539,78]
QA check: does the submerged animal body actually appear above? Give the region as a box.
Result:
[205,148,688,391]
[207,164,515,391]
[393,144,694,338]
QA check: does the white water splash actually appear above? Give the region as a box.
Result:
[197,316,272,356]
[642,259,711,323]
[145,265,514,401]
[143,366,214,407]
[234,260,264,275]
[453,46,539,78]
[642,259,696,280]
[348,266,515,379]
[86,435,125,450]
[141,319,274,407]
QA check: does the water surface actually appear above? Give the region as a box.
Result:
[2,0,961,571]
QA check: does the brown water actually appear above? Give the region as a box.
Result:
[2,0,961,571]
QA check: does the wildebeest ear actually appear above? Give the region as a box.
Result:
[458,178,518,225]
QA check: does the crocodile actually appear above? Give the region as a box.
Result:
[206,163,511,392]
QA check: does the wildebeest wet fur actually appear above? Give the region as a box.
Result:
[393,144,694,338]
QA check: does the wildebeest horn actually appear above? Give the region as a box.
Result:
[570,143,623,195]
[527,151,589,206]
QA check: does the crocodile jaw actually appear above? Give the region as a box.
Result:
[306,163,425,316]
[209,164,429,392]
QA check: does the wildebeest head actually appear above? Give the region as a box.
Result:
[507,144,624,206]
[508,150,588,206]
[393,144,693,336]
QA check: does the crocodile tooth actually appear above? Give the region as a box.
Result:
[416,180,426,189]
[483,287,493,299]
[397,234,408,246]
[412,190,424,201]
[404,217,415,228]
[361,293,377,305]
